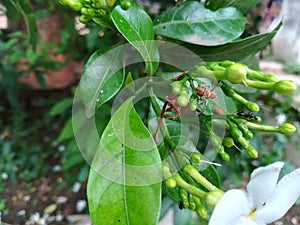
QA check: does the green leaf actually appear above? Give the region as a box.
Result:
[185,24,280,61]
[83,49,125,108]
[154,2,247,46]
[2,0,21,21]
[111,1,159,75]
[125,72,135,92]
[9,0,39,47]
[205,0,260,13]
[48,98,73,116]
[56,117,73,142]
[79,46,125,118]
[87,98,162,225]
[201,165,221,188]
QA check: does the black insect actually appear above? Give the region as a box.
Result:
[237,111,259,121]
[178,201,184,210]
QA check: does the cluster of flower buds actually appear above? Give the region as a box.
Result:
[162,160,224,219]
[169,61,296,159]
[192,60,296,95]
[58,0,131,24]
[171,72,217,112]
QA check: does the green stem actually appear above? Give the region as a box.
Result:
[174,174,207,199]
[148,88,177,149]
[246,68,265,80]
[232,92,248,105]
[245,79,276,90]
[183,165,220,192]
[212,70,226,80]
[246,121,279,132]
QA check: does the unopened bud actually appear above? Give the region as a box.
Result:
[279,123,296,134]
[246,101,260,112]
[274,80,296,95]
[245,145,258,158]
[222,137,235,148]
[225,63,247,84]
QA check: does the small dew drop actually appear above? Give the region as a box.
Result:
[100,90,104,94]
[96,98,100,102]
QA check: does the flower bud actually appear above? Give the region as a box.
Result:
[172,81,182,95]
[164,177,177,189]
[70,0,83,11]
[225,63,247,84]
[222,137,234,148]
[81,7,96,17]
[196,205,208,219]
[220,151,230,161]
[106,0,115,7]
[120,1,131,10]
[211,134,222,147]
[206,190,224,209]
[177,93,189,107]
[274,80,297,95]
[237,136,249,148]
[93,0,105,8]
[246,101,260,112]
[179,188,189,201]
[79,14,91,23]
[189,98,198,111]
[245,145,258,158]
[181,87,189,95]
[182,200,189,209]
[190,152,201,163]
[279,123,297,134]
[188,196,196,210]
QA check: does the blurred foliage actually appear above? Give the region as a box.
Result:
[284,61,300,75]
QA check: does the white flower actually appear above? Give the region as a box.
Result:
[209,162,300,225]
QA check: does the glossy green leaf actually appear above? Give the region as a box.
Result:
[154,2,247,46]
[111,1,159,75]
[79,46,125,117]
[205,0,260,13]
[84,49,125,109]
[185,24,280,62]
[87,98,162,225]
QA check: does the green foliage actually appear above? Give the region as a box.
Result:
[2,0,299,224]
[87,98,161,225]
[154,2,247,46]
[284,61,300,75]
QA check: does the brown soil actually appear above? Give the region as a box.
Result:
[1,174,87,225]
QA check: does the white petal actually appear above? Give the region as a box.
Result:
[236,217,265,225]
[254,167,300,223]
[209,189,251,225]
[247,162,284,208]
